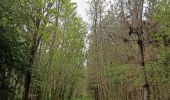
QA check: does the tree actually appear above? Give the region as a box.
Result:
[0,0,28,99]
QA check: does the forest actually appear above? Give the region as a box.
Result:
[0,0,170,100]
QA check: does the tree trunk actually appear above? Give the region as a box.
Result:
[23,34,41,100]
[23,71,31,100]
[137,39,150,100]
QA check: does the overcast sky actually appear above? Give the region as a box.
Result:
[71,0,90,23]
[71,0,91,55]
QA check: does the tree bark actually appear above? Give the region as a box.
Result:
[23,34,41,100]
[137,38,150,100]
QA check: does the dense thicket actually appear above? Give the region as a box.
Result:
[87,0,170,100]
[0,0,28,99]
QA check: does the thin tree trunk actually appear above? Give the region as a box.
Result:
[23,32,41,100]
[137,38,150,100]
[23,71,31,100]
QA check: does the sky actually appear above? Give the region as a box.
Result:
[71,0,90,23]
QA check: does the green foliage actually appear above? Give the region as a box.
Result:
[107,64,127,84]
[25,0,88,99]
[70,98,92,100]
[0,0,28,99]
[153,0,170,46]
[151,0,170,83]
[1,0,170,99]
